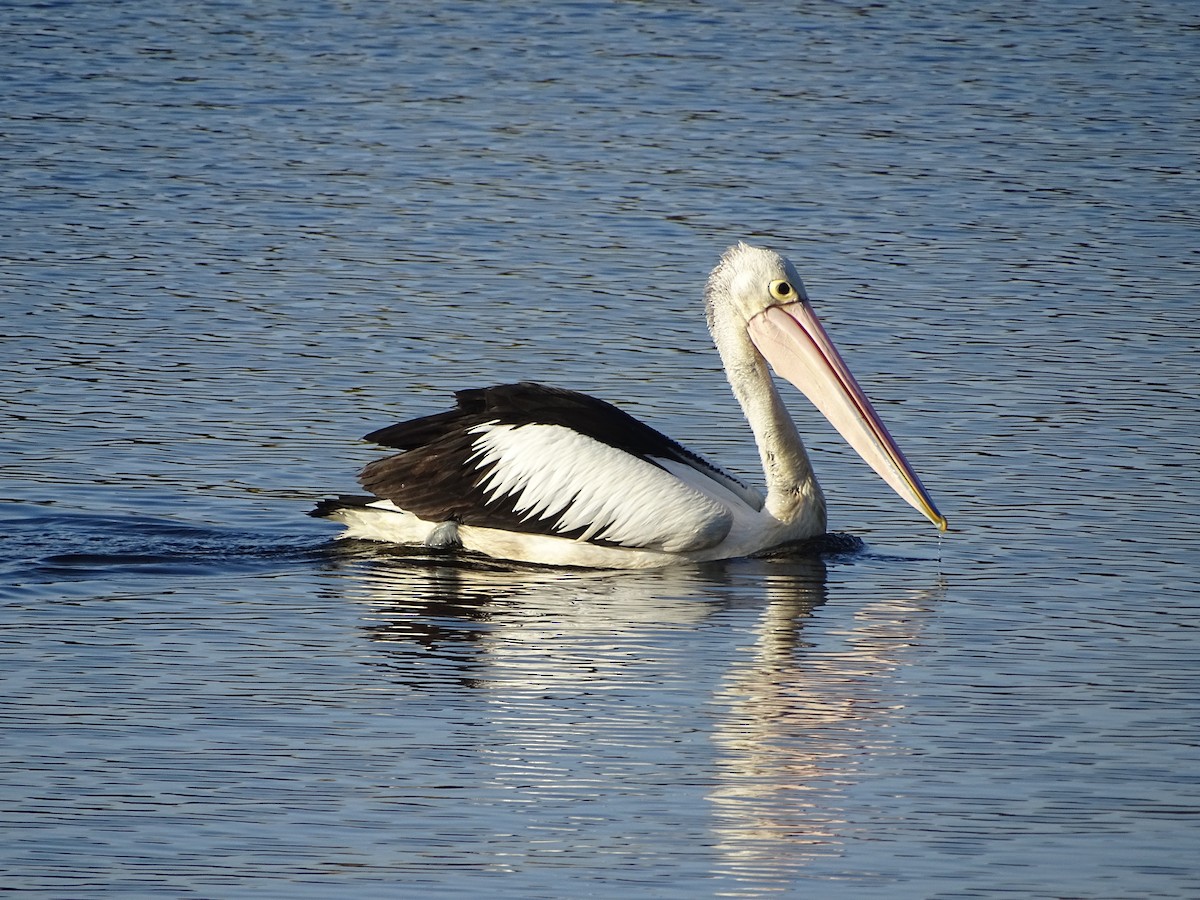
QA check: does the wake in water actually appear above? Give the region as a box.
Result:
[0,501,326,586]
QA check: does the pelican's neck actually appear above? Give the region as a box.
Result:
[715,323,827,531]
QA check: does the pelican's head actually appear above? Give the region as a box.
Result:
[705,241,811,328]
[706,242,948,532]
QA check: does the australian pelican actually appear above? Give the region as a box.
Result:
[313,242,947,567]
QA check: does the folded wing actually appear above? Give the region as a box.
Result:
[359,383,761,553]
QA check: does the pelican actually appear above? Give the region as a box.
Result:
[313,242,947,568]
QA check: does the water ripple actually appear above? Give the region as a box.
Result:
[2,1,1198,896]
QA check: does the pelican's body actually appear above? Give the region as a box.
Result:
[313,243,946,568]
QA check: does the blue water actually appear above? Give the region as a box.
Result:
[3,2,1198,897]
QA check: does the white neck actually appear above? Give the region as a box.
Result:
[712,319,827,532]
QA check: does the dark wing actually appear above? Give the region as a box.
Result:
[358,383,761,552]
[365,383,761,503]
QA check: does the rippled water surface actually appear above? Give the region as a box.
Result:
[3,2,1198,897]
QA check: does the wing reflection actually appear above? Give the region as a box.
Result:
[331,546,732,683]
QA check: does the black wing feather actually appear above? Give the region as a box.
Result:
[359,426,541,533]
[366,382,721,470]
[358,382,756,541]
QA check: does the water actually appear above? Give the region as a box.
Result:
[3,1,1198,896]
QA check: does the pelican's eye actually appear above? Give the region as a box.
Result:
[768,280,796,301]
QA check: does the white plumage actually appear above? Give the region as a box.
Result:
[467,422,732,551]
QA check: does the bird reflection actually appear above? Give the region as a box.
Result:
[322,540,940,884]
[708,576,944,883]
